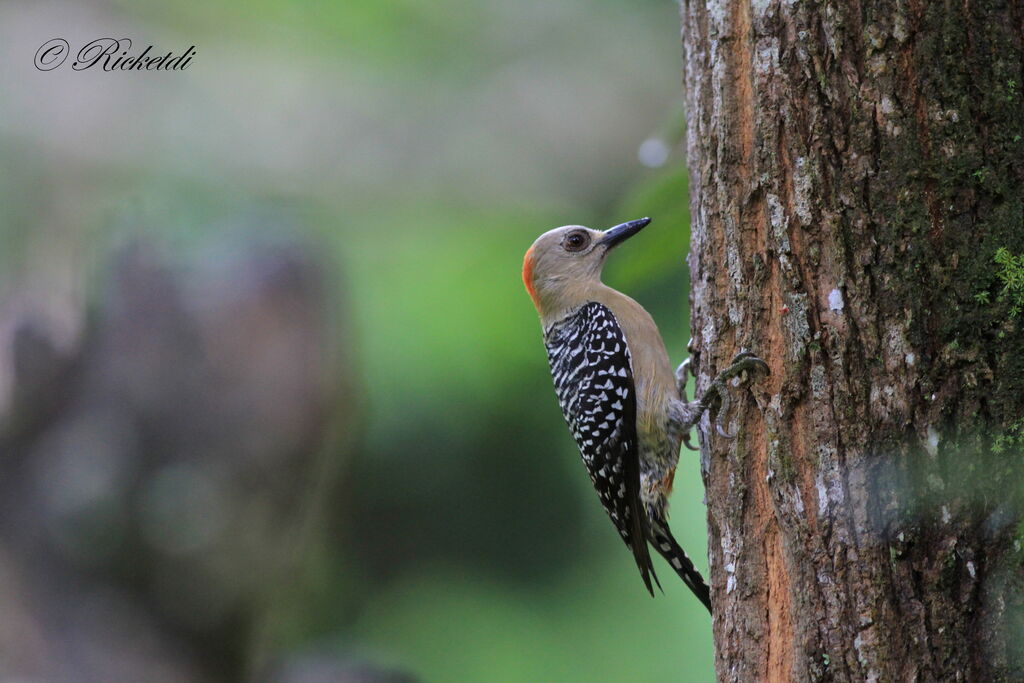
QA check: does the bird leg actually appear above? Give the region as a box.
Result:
[675,350,769,449]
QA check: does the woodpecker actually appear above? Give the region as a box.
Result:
[523,217,768,613]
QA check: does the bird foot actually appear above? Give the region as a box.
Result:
[703,352,770,438]
[679,351,769,448]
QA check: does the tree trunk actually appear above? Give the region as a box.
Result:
[679,1,1024,680]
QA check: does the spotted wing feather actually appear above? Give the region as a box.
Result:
[544,302,658,594]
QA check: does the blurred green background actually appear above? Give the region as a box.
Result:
[0,0,712,680]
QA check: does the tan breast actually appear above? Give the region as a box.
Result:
[589,286,677,441]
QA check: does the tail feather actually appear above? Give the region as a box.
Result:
[649,517,712,613]
[628,506,662,597]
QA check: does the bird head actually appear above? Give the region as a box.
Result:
[522,217,650,319]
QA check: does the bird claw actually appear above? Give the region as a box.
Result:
[716,411,735,438]
[721,351,770,382]
[703,351,770,439]
[675,338,699,401]
[677,349,768,448]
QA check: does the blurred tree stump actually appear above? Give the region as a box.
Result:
[0,239,352,682]
[680,0,1024,680]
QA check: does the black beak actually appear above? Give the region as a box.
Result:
[600,217,651,249]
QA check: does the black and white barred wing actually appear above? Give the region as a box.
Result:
[543,302,658,594]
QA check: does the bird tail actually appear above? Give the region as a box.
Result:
[649,516,712,613]
[629,506,662,597]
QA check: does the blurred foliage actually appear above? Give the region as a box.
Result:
[319,164,713,683]
[0,0,715,680]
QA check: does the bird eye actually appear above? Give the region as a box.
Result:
[563,231,590,252]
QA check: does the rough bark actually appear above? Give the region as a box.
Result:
[680,0,1024,680]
